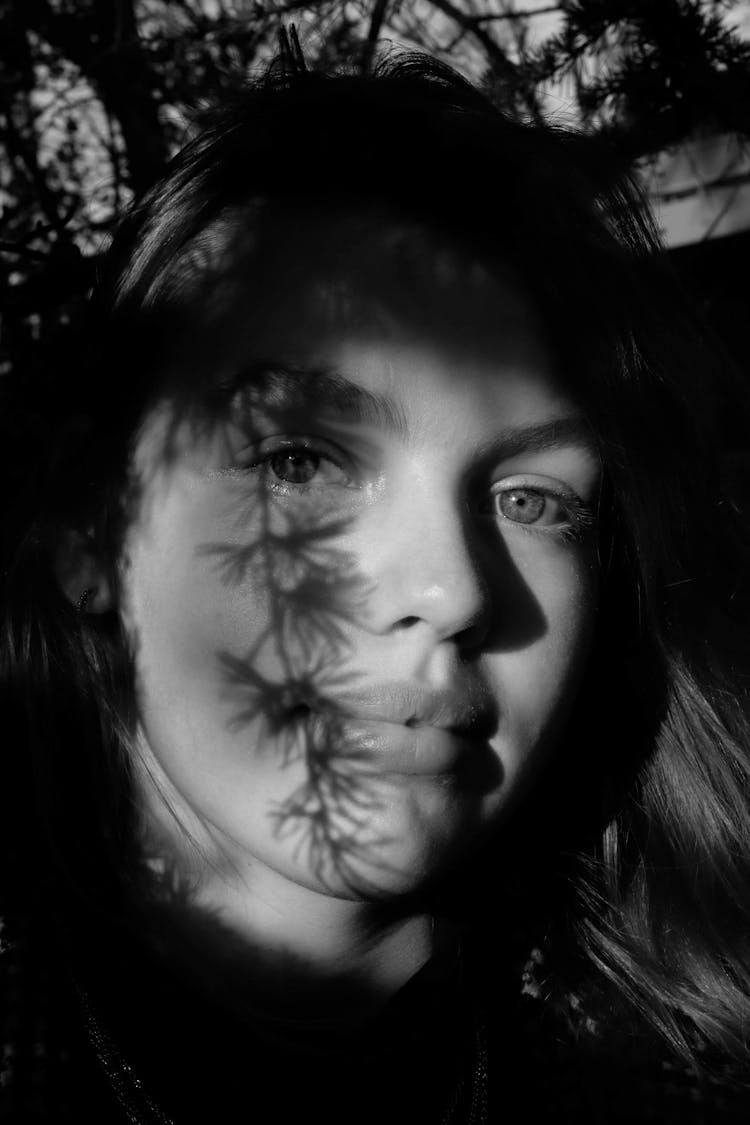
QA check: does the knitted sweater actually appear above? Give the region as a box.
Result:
[1,914,748,1124]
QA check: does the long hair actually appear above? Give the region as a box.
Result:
[2,50,750,1067]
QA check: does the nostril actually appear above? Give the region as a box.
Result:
[398,616,420,628]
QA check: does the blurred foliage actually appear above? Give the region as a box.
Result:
[2,0,750,389]
[529,1,750,159]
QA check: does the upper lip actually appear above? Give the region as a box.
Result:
[328,682,499,740]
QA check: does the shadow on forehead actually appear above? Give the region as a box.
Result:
[137,201,547,413]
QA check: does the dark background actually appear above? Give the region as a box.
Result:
[2,1,749,404]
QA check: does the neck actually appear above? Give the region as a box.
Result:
[132,753,456,1025]
[207,866,432,988]
[136,852,450,1029]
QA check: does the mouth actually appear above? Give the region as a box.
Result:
[332,717,491,776]
[334,683,497,738]
[291,683,499,777]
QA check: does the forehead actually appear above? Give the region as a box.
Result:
[160,205,556,384]
[142,208,583,469]
[253,216,539,348]
[233,226,570,438]
[241,332,573,441]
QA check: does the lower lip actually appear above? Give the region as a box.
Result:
[328,718,481,776]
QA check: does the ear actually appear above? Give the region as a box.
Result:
[54,526,114,614]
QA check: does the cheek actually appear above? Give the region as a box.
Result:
[120,477,358,802]
[121,522,319,870]
[120,479,255,756]
[123,473,303,676]
[487,540,598,775]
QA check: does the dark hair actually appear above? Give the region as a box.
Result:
[3,49,750,1070]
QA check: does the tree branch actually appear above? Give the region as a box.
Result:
[649,167,750,204]
[0,239,50,262]
[361,0,390,73]
[426,0,517,77]
[21,0,168,196]
[473,5,562,22]
[0,111,72,243]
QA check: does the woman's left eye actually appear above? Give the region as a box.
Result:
[485,483,591,537]
[495,487,558,526]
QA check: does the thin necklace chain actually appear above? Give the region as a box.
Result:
[76,981,488,1125]
[441,1019,489,1125]
[75,983,174,1125]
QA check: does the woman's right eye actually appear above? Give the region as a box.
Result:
[246,439,357,493]
[267,449,324,485]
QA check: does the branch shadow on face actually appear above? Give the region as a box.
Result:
[202,519,401,897]
[143,372,412,901]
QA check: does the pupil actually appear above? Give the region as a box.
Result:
[501,489,545,524]
[271,451,319,484]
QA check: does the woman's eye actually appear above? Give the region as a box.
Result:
[495,487,554,526]
[249,441,355,491]
[486,482,592,539]
[268,449,324,485]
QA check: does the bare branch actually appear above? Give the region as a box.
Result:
[0,240,49,261]
[22,0,168,195]
[426,0,517,77]
[649,167,750,203]
[361,0,390,73]
[262,0,338,15]
[0,110,73,243]
[473,5,561,23]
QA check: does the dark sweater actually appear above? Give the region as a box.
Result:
[1,911,748,1124]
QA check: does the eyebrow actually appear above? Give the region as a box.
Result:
[473,416,598,464]
[236,363,596,459]
[236,362,409,436]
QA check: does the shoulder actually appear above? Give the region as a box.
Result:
[485,1001,750,1124]
[468,935,750,1125]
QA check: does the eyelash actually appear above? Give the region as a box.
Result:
[241,439,595,541]
[485,482,595,542]
[242,437,357,494]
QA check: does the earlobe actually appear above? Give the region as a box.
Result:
[54,526,114,614]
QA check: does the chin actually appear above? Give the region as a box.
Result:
[293,795,493,902]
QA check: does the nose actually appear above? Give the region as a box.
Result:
[362,488,492,646]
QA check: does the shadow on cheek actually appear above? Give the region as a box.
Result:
[137,396,581,894]
[474,530,549,654]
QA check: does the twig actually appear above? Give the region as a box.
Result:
[427,0,517,77]
[0,111,71,241]
[263,0,337,14]
[473,4,562,23]
[361,0,390,74]
[0,240,49,261]
[650,167,750,203]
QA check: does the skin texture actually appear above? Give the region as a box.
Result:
[111,233,601,999]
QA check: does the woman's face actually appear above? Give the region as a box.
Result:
[118,235,601,903]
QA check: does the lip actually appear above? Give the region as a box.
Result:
[330,716,489,776]
[330,682,498,739]
[310,682,499,776]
